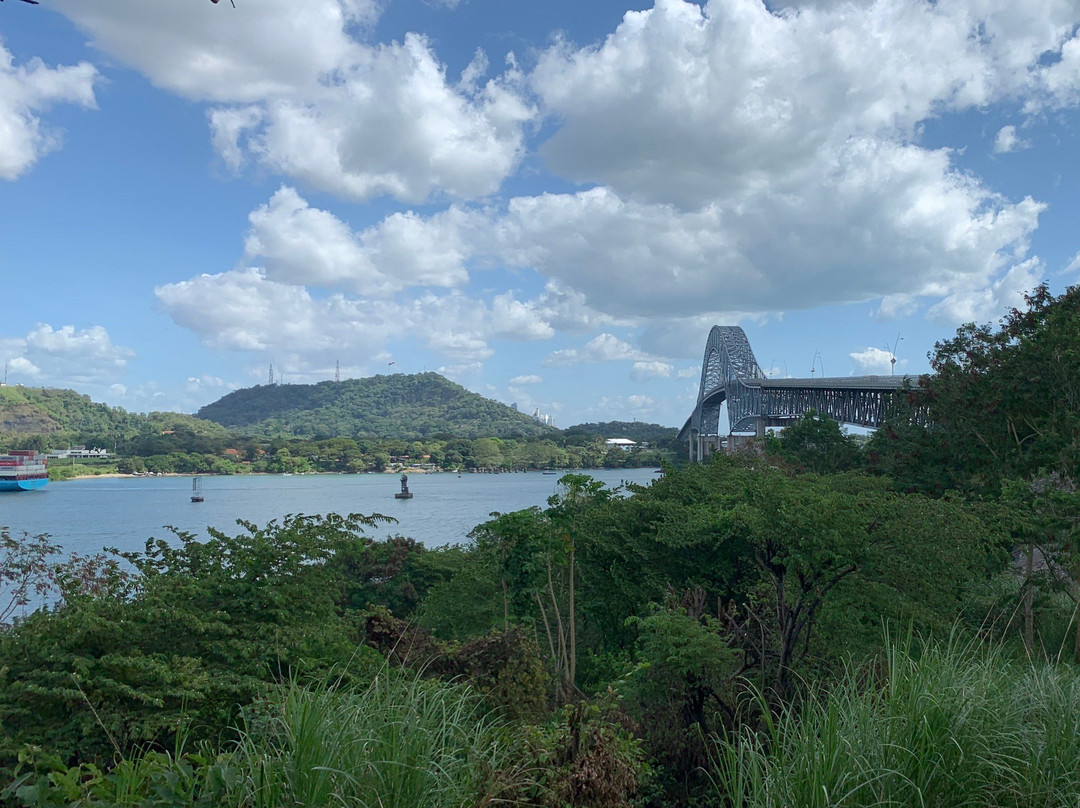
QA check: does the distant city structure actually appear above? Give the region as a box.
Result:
[532,407,556,427]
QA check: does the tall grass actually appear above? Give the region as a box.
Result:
[5,669,524,808]
[712,634,1080,808]
[231,671,521,808]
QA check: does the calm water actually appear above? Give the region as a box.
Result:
[0,468,661,557]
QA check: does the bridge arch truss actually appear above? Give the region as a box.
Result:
[678,326,916,460]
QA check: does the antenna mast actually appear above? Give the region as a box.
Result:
[268,363,275,386]
[335,360,340,383]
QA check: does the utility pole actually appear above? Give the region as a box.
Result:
[884,334,903,375]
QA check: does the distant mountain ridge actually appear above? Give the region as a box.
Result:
[196,372,555,440]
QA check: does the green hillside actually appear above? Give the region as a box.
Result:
[196,372,555,439]
[0,385,128,437]
[0,385,229,450]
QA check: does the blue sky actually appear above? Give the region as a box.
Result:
[1,0,1079,428]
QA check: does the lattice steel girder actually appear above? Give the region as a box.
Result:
[687,326,766,435]
[677,324,919,446]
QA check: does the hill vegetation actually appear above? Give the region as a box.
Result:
[0,385,228,452]
[196,372,555,439]
[3,284,1080,807]
[1,375,682,473]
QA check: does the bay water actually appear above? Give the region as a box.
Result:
[0,468,662,558]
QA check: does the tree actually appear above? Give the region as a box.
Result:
[1001,475,1080,660]
[469,438,503,469]
[869,284,1080,654]
[623,598,740,791]
[0,528,61,628]
[466,475,615,700]
[770,410,862,474]
[572,457,989,698]
[872,284,1080,496]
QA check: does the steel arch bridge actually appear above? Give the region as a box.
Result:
[678,326,916,461]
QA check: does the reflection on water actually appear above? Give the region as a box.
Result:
[0,468,661,557]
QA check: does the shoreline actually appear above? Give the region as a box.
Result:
[53,466,659,483]
[54,468,487,482]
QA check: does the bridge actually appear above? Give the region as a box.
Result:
[678,326,916,461]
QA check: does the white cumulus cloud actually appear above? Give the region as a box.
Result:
[849,346,905,374]
[154,267,399,354]
[0,324,133,386]
[155,268,560,373]
[243,187,471,295]
[1062,251,1080,276]
[0,43,98,181]
[55,0,534,203]
[531,0,1080,204]
[993,125,1029,154]
[630,361,673,381]
[544,333,649,366]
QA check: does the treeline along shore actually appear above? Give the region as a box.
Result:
[2,284,1080,807]
[0,372,684,478]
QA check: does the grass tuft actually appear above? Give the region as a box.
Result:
[711,632,1080,808]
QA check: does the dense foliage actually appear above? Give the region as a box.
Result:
[869,283,1080,496]
[195,372,554,439]
[3,285,1080,807]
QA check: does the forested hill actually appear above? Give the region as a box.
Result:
[196,372,555,439]
[0,385,227,447]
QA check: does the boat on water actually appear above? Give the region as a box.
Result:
[190,476,204,502]
[0,450,49,492]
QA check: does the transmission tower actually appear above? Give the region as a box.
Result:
[335,360,340,383]
[268,363,275,386]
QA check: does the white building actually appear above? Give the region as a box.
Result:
[47,446,110,459]
[604,438,637,451]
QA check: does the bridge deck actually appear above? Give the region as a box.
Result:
[752,374,916,390]
[681,326,923,455]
